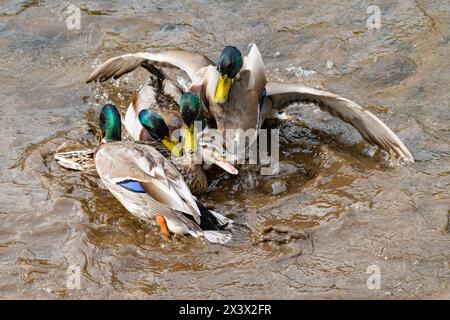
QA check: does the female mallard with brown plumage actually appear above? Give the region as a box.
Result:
[137,96,236,195]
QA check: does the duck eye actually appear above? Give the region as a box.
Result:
[202,144,207,149]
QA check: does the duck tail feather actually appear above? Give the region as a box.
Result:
[209,210,233,229]
[195,200,233,230]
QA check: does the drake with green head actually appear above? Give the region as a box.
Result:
[214,46,243,104]
[54,103,122,171]
[179,92,203,154]
[95,103,233,243]
[177,92,238,177]
[98,103,122,143]
[138,107,182,158]
[88,44,414,162]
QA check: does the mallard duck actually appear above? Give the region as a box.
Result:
[87,44,414,163]
[95,104,233,243]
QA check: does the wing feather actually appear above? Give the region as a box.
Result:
[242,44,266,96]
[266,82,414,162]
[95,142,201,223]
[87,50,213,83]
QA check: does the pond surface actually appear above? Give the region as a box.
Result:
[0,0,449,299]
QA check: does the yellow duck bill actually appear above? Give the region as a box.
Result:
[184,125,197,154]
[162,137,183,157]
[214,74,232,104]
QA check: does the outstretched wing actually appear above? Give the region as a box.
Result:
[266,81,414,162]
[242,44,267,139]
[87,50,214,83]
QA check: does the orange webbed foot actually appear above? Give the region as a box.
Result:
[156,215,171,239]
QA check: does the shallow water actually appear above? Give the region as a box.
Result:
[0,0,449,299]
